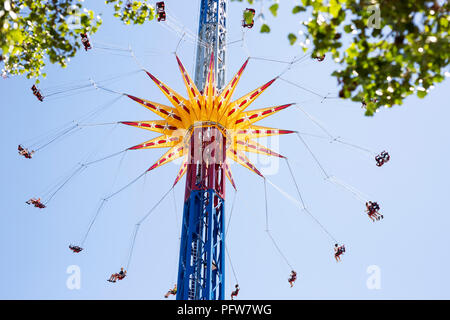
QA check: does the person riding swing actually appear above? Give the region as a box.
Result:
[80,33,92,51]
[156,2,166,22]
[375,150,390,167]
[288,270,297,287]
[31,84,44,101]
[107,267,127,283]
[26,197,46,208]
[231,284,240,300]
[164,284,177,298]
[365,201,383,222]
[314,54,325,62]
[334,243,345,262]
[69,245,83,253]
[18,145,35,159]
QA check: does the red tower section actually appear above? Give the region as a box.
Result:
[177,124,227,300]
[184,126,226,201]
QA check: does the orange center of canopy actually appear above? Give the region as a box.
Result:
[121,55,295,188]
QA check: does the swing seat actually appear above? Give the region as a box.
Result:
[315,55,325,62]
[70,246,83,253]
[156,2,165,12]
[375,156,384,166]
[80,34,91,51]
[156,1,166,21]
[31,85,44,101]
[157,12,166,22]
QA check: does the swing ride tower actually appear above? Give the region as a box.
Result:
[176,0,228,300]
[18,0,391,303]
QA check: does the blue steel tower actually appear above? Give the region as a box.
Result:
[176,0,228,300]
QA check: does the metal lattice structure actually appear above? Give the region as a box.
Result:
[177,126,226,300]
[194,0,227,92]
[177,0,228,300]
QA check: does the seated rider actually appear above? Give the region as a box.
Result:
[35,202,46,209]
[24,150,35,159]
[69,245,83,253]
[315,54,325,61]
[371,202,380,211]
[366,203,377,222]
[80,33,91,51]
[231,284,240,300]
[361,100,367,108]
[365,201,383,221]
[26,197,44,208]
[19,148,28,156]
[334,243,345,262]
[107,267,127,283]
[375,151,390,166]
[117,268,126,280]
[288,270,297,287]
[164,284,177,298]
[33,198,43,207]
[156,2,166,22]
[375,154,384,167]
[18,145,34,158]
[31,85,44,101]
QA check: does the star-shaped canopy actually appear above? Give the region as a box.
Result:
[121,55,294,188]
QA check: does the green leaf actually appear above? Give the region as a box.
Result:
[292,6,305,14]
[9,30,24,43]
[329,0,341,18]
[343,24,353,33]
[269,4,279,17]
[260,24,271,33]
[288,33,297,45]
[417,90,427,98]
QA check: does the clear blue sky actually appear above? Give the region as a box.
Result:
[1,1,449,300]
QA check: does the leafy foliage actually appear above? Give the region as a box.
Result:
[106,0,154,25]
[233,0,450,115]
[260,23,270,33]
[0,0,154,81]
